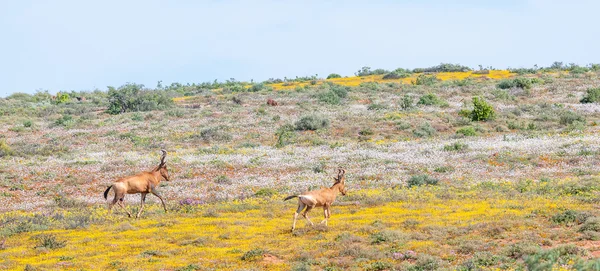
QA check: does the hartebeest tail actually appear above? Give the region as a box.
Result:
[103,185,113,200]
[285,168,347,232]
[103,149,171,218]
[283,195,298,201]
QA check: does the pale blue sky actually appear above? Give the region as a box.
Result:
[0,0,598,97]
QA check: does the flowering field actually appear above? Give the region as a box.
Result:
[1,69,600,270]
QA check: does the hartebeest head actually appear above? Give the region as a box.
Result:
[333,168,346,196]
[153,149,170,182]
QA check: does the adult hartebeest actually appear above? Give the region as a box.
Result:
[284,168,347,231]
[103,150,170,218]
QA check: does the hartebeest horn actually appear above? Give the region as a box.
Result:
[158,149,167,168]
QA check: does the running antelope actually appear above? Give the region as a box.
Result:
[284,169,347,231]
[103,150,170,218]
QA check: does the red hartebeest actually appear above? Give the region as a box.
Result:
[284,169,347,231]
[103,150,170,218]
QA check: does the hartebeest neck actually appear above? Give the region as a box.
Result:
[330,182,343,192]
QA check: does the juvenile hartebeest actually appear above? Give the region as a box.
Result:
[284,169,347,231]
[103,149,170,218]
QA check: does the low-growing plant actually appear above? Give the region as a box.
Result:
[456,126,477,136]
[326,73,342,79]
[470,97,495,121]
[417,93,447,106]
[32,234,66,250]
[318,90,341,105]
[444,142,468,151]
[401,95,414,110]
[241,248,265,261]
[580,88,600,103]
[412,74,439,86]
[295,115,329,131]
[412,122,436,138]
[408,175,439,187]
[275,124,296,148]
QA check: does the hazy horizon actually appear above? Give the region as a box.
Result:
[1,0,599,97]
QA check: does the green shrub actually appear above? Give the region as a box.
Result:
[444,142,468,151]
[106,83,173,114]
[275,124,296,148]
[241,248,265,261]
[254,188,276,197]
[412,122,436,138]
[413,63,471,73]
[558,110,585,125]
[382,70,411,79]
[54,92,70,104]
[401,95,414,110]
[580,88,600,103]
[456,126,477,136]
[579,217,600,233]
[326,73,342,79]
[408,175,439,187]
[367,103,387,110]
[413,74,439,86]
[295,115,329,131]
[32,234,66,250]
[23,120,33,128]
[54,115,74,127]
[366,261,393,271]
[0,139,12,157]
[525,245,582,271]
[470,97,495,121]
[496,77,542,90]
[249,83,272,92]
[318,90,341,105]
[329,84,349,98]
[407,254,441,271]
[417,93,446,106]
[199,126,232,142]
[551,210,591,226]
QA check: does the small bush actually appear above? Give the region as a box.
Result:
[413,74,439,86]
[412,122,436,138]
[383,70,410,79]
[417,93,446,106]
[413,63,471,73]
[295,115,329,131]
[249,83,272,92]
[32,234,66,250]
[407,254,441,271]
[401,95,414,110]
[444,142,468,151]
[579,217,600,233]
[366,261,393,271]
[0,139,12,157]
[54,115,74,127]
[559,111,585,125]
[23,120,33,128]
[318,90,341,105]
[241,248,265,261]
[551,210,591,226]
[255,188,276,197]
[580,88,600,103]
[106,83,173,114]
[367,103,387,110]
[408,175,439,187]
[456,126,477,136]
[326,73,342,79]
[199,126,232,142]
[470,97,495,121]
[497,77,542,90]
[275,124,296,148]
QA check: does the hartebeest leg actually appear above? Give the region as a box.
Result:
[151,186,167,212]
[136,193,147,219]
[292,202,306,231]
[117,198,133,217]
[320,206,329,225]
[303,206,315,226]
